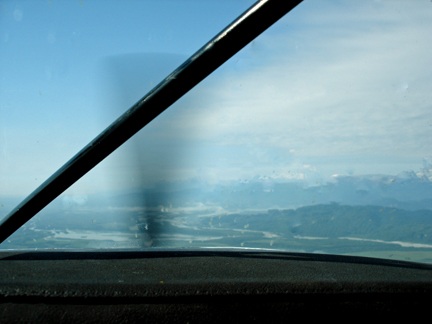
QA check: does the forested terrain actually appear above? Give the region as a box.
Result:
[212,204,432,243]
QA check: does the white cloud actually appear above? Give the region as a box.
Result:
[94,0,432,189]
[185,1,432,157]
[4,1,432,196]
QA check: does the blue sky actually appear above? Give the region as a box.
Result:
[0,0,255,198]
[1,0,432,202]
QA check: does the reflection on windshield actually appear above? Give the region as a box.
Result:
[1,0,432,264]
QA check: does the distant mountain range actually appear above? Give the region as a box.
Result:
[100,171,432,212]
[1,169,431,226]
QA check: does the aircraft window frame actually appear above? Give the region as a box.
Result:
[0,0,303,246]
[1,0,431,265]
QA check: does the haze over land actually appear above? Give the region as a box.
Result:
[2,166,432,264]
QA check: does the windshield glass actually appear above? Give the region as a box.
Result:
[1,0,432,264]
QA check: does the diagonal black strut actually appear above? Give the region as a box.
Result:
[0,0,302,244]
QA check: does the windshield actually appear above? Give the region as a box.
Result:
[1,0,432,264]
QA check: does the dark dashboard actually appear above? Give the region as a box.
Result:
[1,250,431,322]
